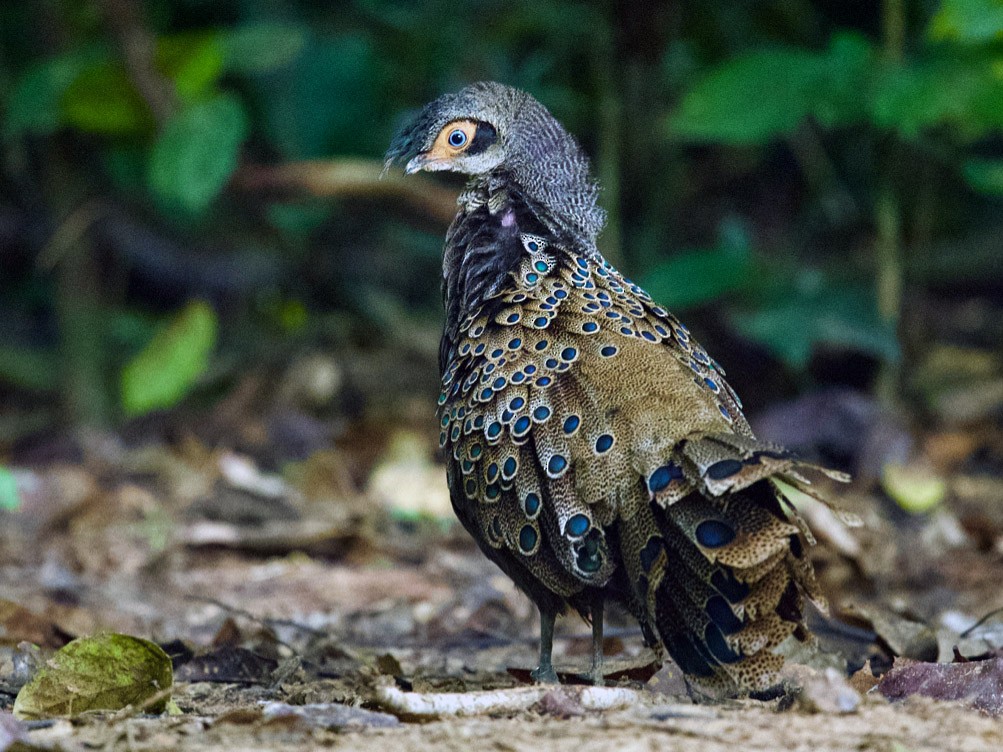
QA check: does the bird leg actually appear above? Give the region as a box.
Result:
[589,595,605,686]
[530,609,559,683]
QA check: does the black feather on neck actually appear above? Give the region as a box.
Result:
[440,191,525,371]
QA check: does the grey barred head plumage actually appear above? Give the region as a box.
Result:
[385,81,606,247]
[391,82,850,698]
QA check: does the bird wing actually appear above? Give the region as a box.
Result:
[438,232,848,693]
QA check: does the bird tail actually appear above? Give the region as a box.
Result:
[618,433,846,696]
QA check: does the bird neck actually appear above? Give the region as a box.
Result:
[501,97,606,248]
[440,186,523,370]
[439,145,604,375]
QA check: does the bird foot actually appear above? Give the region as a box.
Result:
[588,667,605,687]
[531,664,560,684]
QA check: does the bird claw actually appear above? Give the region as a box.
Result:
[531,664,560,684]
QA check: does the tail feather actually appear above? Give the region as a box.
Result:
[665,492,800,568]
[646,432,851,511]
[622,472,826,696]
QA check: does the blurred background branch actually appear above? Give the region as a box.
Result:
[233,159,458,226]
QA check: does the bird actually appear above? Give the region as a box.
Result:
[384,81,848,697]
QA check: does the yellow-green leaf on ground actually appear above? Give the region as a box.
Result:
[882,462,947,514]
[121,300,217,417]
[13,633,173,720]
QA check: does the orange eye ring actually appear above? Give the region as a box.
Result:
[429,120,478,158]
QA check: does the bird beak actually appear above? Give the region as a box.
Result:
[405,153,452,174]
[404,155,427,175]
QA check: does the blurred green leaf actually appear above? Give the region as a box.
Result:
[0,346,60,392]
[671,48,817,144]
[929,0,1003,44]
[62,61,153,134]
[3,50,98,139]
[220,23,307,74]
[670,34,874,145]
[120,300,218,416]
[812,33,876,128]
[733,283,900,368]
[871,59,1003,139]
[0,467,20,511]
[147,93,248,214]
[639,224,754,309]
[962,158,1003,194]
[156,32,225,102]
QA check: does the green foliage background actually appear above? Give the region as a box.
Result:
[1,0,1001,436]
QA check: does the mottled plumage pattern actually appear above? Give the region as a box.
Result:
[386,82,846,696]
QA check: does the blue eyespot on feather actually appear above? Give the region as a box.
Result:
[547,454,567,476]
[519,525,538,553]
[695,519,735,548]
[639,536,663,572]
[565,514,590,537]
[647,463,683,493]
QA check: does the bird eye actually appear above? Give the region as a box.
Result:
[428,120,478,162]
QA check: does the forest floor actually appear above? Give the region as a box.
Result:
[2,396,1003,751]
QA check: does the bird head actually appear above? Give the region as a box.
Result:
[383,81,521,177]
[384,82,606,246]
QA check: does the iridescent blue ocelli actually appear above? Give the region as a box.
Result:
[547,454,567,476]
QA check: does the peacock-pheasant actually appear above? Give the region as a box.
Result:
[385,81,848,696]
